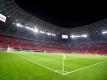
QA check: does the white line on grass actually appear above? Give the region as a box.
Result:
[55,70,70,73]
[15,54,64,75]
[64,60,106,75]
[13,52,107,76]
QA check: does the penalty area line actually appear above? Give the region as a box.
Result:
[64,60,106,75]
[15,54,64,75]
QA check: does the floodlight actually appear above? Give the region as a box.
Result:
[16,23,23,27]
[52,34,56,37]
[40,31,45,34]
[25,27,28,29]
[70,35,76,38]
[33,28,39,33]
[102,31,107,34]
[46,32,51,35]
[70,34,88,39]
[81,34,88,38]
[70,35,81,39]
[25,27,32,30]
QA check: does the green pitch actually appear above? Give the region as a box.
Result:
[0,51,107,80]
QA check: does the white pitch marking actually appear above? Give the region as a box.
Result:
[15,54,64,75]
[14,53,107,76]
[64,60,106,75]
[55,70,70,73]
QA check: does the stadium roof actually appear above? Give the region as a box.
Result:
[0,0,107,35]
[14,0,107,28]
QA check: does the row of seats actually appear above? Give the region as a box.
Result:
[0,34,107,54]
[0,34,66,53]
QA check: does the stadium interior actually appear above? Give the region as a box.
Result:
[0,0,107,80]
[0,0,107,54]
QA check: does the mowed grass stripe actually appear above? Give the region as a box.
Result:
[14,51,107,71]
[0,52,70,80]
[0,51,107,80]
[15,53,64,75]
[64,60,107,75]
[15,52,63,70]
[65,60,107,80]
[15,51,106,72]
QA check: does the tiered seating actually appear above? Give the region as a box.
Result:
[0,35,8,41]
[7,37,17,43]
[0,34,107,54]
[0,43,8,47]
[68,43,107,54]
[9,44,20,49]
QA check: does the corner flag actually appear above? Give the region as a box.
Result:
[62,54,67,61]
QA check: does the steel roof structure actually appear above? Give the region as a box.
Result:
[0,0,107,34]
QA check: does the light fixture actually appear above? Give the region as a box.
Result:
[33,28,39,33]
[16,23,23,27]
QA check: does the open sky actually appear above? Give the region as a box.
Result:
[15,0,107,28]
